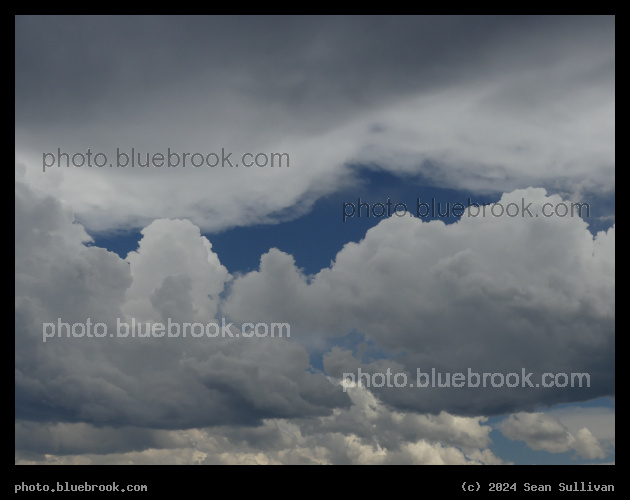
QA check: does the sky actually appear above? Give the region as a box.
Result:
[15,15,614,465]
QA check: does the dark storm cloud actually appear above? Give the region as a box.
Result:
[15,15,614,233]
[16,15,613,130]
[14,16,614,463]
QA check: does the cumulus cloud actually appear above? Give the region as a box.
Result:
[123,218,230,324]
[15,177,348,430]
[14,15,614,464]
[499,412,607,459]
[548,405,615,444]
[14,172,614,463]
[223,187,614,415]
[15,381,507,465]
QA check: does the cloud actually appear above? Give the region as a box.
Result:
[548,405,615,443]
[15,177,348,430]
[123,218,230,324]
[499,412,607,459]
[15,16,614,233]
[15,381,507,465]
[223,187,614,415]
[14,15,614,465]
[14,173,614,463]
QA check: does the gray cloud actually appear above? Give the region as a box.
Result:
[15,382,508,465]
[16,15,614,232]
[500,412,607,459]
[15,177,349,430]
[14,15,614,464]
[223,188,614,416]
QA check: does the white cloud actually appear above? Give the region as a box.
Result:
[15,380,507,465]
[15,15,614,465]
[15,174,614,463]
[15,177,347,430]
[223,188,614,415]
[548,405,615,442]
[122,218,230,324]
[499,412,607,459]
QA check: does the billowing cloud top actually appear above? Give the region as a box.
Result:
[15,15,614,465]
[15,174,614,462]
